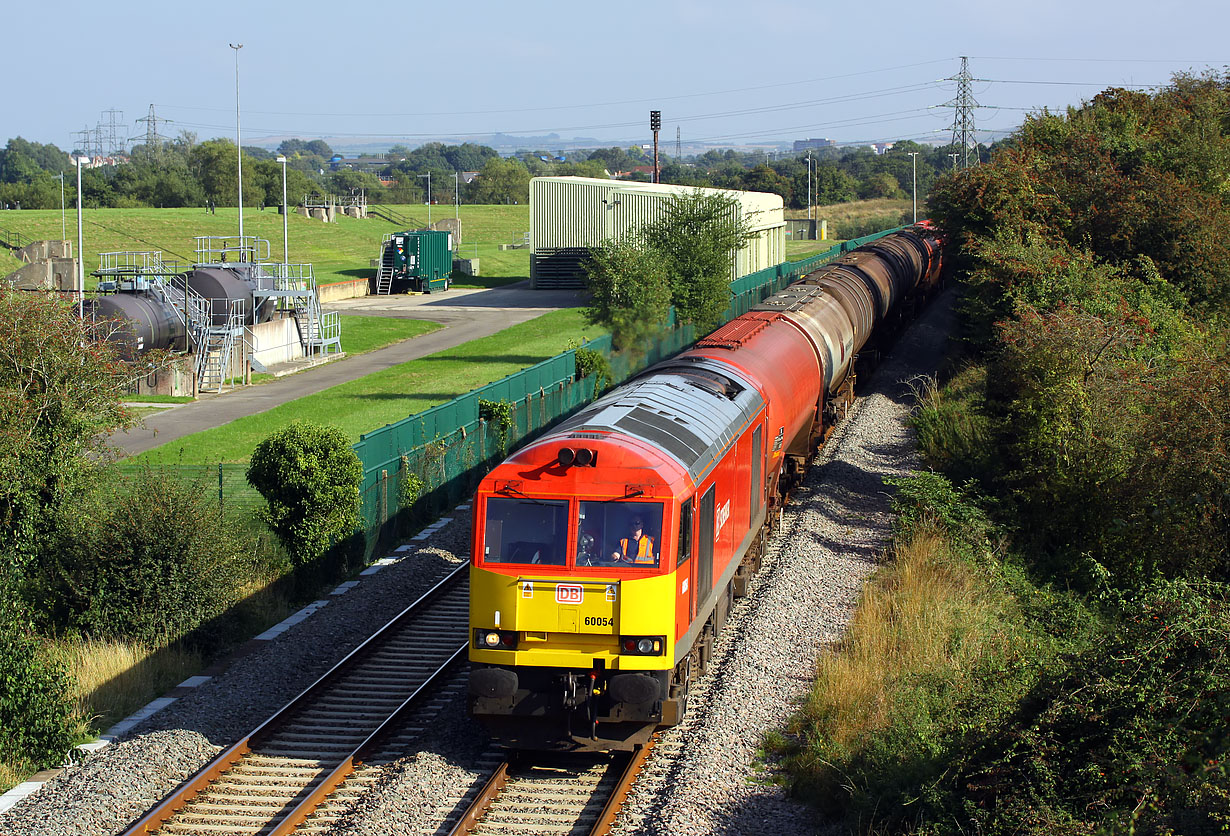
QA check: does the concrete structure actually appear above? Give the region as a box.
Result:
[529,176,785,290]
[317,277,371,304]
[3,239,78,291]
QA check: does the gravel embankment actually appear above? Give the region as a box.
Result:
[2,288,952,836]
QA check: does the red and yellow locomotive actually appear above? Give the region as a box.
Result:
[467,225,943,750]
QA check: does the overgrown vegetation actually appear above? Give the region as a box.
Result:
[584,189,754,347]
[773,72,1230,834]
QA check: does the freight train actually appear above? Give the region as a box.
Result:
[467,225,944,751]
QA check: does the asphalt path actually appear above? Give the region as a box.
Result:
[109,282,587,457]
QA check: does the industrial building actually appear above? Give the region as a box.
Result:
[528,177,785,289]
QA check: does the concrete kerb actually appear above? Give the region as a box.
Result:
[0,507,468,814]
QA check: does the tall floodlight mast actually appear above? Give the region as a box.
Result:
[230,43,244,243]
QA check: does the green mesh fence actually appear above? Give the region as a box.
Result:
[114,228,907,559]
[113,462,265,513]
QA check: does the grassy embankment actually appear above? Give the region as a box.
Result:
[0,203,532,287]
[783,198,910,259]
[765,369,1095,828]
[131,307,603,465]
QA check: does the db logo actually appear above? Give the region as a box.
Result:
[555,584,584,604]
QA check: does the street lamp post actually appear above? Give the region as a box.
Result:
[75,157,83,316]
[418,173,431,226]
[276,155,288,262]
[229,43,244,247]
[56,171,65,241]
[454,171,459,224]
[806,153,813,221]
[949,152,959,170]
[908,152,919,223]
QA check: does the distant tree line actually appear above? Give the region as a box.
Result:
[0,132,975,213]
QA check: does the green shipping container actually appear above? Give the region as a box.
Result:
[389,229,454,293]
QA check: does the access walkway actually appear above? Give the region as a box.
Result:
[108,282,586,457]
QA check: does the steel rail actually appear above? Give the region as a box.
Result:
[446,759,512,836]
[268,642,468,835]
[446,742,650,836]
[120,560,470,835]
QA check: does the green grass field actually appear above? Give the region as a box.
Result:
[335,315,442,355]
[0,204,531,287]
[131,308,604,465]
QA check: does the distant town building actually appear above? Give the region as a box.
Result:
[792,138,837,152]
[870,142,896,155]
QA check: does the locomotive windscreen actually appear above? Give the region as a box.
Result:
[483,498,568,565]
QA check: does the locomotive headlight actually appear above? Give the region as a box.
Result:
[636,638,655,654]
[475,628,518,650]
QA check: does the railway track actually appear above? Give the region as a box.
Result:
[121,562,471,836]
[445,743,652,836]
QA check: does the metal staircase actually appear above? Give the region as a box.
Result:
[194,298,244,392]
[257,262,342,357]
[368,204,424,228]
[375,239,396,294]
[292,290,342,356]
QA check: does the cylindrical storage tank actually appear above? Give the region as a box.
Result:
[186,267,255,326]
[751,285,855,394]
[88,292,187,357]
[809,269,877,354]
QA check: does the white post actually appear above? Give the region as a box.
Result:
[58,171,65,242]
[454,171,459,223]
[230,43,244,246]
[277,155,288,262]
[75,158,83,316]
[801,154,811,223]
[908,151,919,223]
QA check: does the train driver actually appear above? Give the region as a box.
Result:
[611,516,656,565]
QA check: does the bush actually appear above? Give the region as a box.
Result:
[30,465,251,649]
[0,625,75,769]
[573,346,613,393]
[247,421,363,568]
[478,399,515,453]
[926,581,1230,835]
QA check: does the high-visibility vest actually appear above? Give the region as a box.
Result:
[618,535,655,563]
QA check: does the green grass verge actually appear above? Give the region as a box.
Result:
[121,394,195,404]
[0,204,530,288]
[335,315,442,356]
[130,308,605,465]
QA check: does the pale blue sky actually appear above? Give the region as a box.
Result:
[7,0,1227,153]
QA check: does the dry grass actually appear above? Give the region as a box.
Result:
[801,526,1012,751]
[45,638,203,734]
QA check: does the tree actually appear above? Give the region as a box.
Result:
[640,189,756,330]
[190,139,266,207]
[466,157,531,204]
[0,289,138,616]
[584,237,672,352]
[247,421,362,568]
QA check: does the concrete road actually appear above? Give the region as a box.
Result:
[109,282,587,458]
